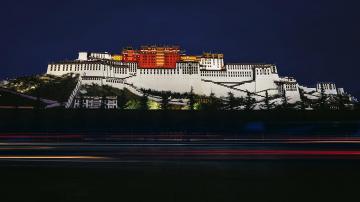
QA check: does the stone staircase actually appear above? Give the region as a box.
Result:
[201,79,264,98]
[65,75,83,108]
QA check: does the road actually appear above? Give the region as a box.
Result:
[2,135,360,201]
[2,136,360,164]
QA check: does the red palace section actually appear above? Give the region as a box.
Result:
[122,46,180,69]
[121,48,139,63]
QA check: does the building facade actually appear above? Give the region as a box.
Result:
[46,45,346,104]
[316,82,338,95]
[74,96,118,109]
[199,53,224,70]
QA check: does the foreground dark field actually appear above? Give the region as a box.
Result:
[1,110,360,202]
[1,160,359,202]
[1,139,360,202]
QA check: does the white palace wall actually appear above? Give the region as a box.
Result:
[127,72,202,95]
[46,58,303,101]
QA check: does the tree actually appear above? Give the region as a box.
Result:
[117,91,127,110]
[188,87,195,111]
[281,90,289,109]
[200,92,221,111]
[225,91,238,110]
[139,93,149,110]
[336,93,351,110]
[298,88,307,110]
[276,89,293,110]
[161,92,171,110]
[100,95,106,109]
[244,92,256,111]
[79,94,84,109]
[261,90,274,110]
[209,92,222,110]
[317,85,328,110]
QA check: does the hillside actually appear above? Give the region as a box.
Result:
[0,90,46,108]
[2,73,79,102]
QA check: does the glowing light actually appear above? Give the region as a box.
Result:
[0,156,106,159]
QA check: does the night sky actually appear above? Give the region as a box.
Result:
[1,0,359,95]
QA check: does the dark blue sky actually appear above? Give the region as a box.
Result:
[1,0,359,95]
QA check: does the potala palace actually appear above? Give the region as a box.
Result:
[46,46,347,108]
